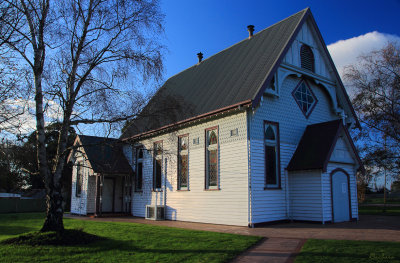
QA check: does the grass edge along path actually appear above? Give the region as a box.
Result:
[0,213,261,263]
[295,239,400,263]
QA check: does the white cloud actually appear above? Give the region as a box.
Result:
[0,99,64,136]
[328,31,400,79]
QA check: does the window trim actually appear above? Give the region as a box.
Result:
[177,134,189,191]
[153,140,163,191]
[134,147,144,192]
[75,162,82,197]
[292,79,318,119]
[205,126,220,190]
[263,120,281,189]
[300,44,315,73]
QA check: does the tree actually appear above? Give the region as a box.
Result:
[0,139,25,192]
[0,0,164,232]
[345,42,400,186]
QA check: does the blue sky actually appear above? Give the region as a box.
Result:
[161,0,400,79]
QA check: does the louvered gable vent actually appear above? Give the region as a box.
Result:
[300,44,314,72]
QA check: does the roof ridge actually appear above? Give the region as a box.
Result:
[164,8,310,84]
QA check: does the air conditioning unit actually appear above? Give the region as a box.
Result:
[145,205,165,220]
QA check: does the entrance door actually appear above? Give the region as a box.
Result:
[102,178,114,212]
[331,170,350,222]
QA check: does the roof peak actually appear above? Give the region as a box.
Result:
[164,8,310,83]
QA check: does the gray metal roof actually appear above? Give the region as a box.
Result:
[121,8,309,139]
[77,135,132,174]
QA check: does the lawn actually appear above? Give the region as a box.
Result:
[363,197,400,205]
[295,239,400,263]
[0,213,261,263]
[359,206,400,216]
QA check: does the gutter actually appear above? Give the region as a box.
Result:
[122,99,252,141]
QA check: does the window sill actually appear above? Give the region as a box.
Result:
[152,189,163,192]
[177,189,190,192]
[264,186,282,190]
[204,188,221,191]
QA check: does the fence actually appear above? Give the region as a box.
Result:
[0,198,46,213]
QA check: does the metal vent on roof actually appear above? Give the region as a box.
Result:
[300,44,314,72]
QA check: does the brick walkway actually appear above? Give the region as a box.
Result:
[65,214,400,262]
[231,238,306,263]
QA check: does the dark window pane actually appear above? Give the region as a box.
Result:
[76,165,82,197]
[138,149,143,159]
[154,159,162,189]
[265,146,277,185]
[265,125,275,140]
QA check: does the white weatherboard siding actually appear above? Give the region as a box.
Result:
[249,74,338,224]
[71,154,93,215]
[248,18,344,224]
[288,170,323,222]
[128,111,249,226]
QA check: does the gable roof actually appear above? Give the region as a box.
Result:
[286,120,363,172]
[121,8,358,140]
[71,135,132,174]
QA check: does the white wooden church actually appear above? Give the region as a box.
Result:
[69,8,363,226]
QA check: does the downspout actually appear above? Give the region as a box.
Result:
[247,109,253,228]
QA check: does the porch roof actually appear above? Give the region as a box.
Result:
[287,120,363,173]
[76,135,132,174]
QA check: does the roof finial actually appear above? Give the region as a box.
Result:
[247,25,255,39]
[197,52,203,63]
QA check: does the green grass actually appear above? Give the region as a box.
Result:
[359,206,400,216]
[0,213,261,263]
[363,197,400,204]
[295,239,400,263]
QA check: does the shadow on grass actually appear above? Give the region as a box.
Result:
[1,229,105,246]
[0,226,37,237]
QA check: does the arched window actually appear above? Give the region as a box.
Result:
[265,125,275,141]
[209,130,217,145]
[300,44,315,72]
[264,122,280,188]
[206,127,219,189]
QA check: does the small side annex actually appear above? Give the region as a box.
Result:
[69,135,133,216]
[287,120,362,223]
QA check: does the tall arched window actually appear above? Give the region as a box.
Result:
[264,121,280,188]
[205,127,219,189]
[300,44,315,72]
